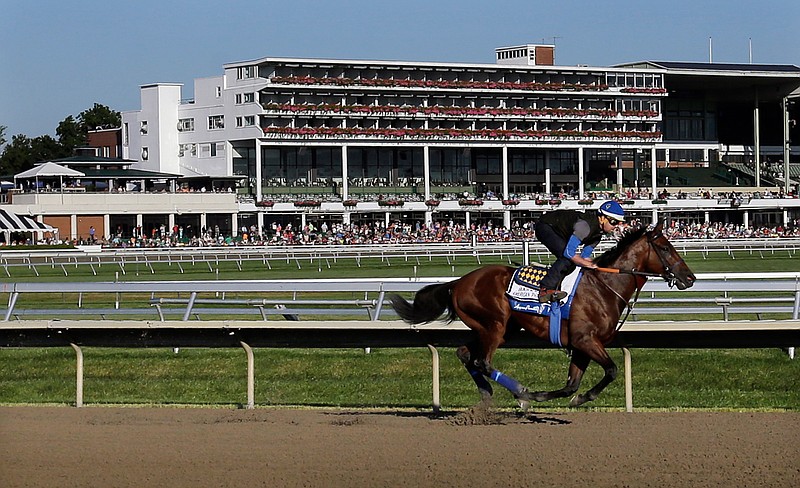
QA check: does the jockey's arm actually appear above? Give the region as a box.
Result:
[564,235,598,269]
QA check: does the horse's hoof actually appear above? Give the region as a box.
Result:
[569,394,586,407]
[525,391,549,402]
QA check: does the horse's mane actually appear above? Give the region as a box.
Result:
[594,226,649,267]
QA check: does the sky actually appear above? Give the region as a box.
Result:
[1,0,798,142]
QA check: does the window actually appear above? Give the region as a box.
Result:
[208,115,224,130]
[237,66,256,79]
[202,142,225,158]
[236,116,256,127]
[141,147,149,161]
[235,92,256,104]
[179,143,196,157]
[140,121,148,135]
[178,118,194,132]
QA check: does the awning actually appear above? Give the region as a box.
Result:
[0,209,55,232]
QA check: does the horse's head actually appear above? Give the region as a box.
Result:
[643,220,696,289]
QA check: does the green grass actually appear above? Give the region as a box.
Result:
[1,347,797,410]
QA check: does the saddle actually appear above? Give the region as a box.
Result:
[505,264,583,347]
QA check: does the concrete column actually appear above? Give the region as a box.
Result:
[651,147,657,197]
[255,139,262,199]
[502,145,511,228]
[341,145,349,199]
[103,214,110,239]
[578,147,585,199]
[754,90,761,187]
[423,146,431,200]
[70,214,77,240]
[544,151,551,195]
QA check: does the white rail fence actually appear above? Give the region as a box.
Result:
[0,238,798,277]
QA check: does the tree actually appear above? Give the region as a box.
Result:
[0,134,67,177]
[79,103,121,131]
[1,103,121,173]
[56,115,86,149]
[56,103,121,154]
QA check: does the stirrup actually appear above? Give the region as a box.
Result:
[538,289,567,303]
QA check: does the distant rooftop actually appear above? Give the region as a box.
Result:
[616,60,800,73]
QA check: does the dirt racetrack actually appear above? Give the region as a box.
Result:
[1,406,798,488]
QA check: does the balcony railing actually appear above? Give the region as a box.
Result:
[269,75,610,92]
[261,103,660,120]
[262,126,662,141]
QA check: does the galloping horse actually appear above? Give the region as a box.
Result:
[390,221,696,407]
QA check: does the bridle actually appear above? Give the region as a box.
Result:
[592,228,687,329]
[644,229,683,288]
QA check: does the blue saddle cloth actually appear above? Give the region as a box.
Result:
[505,264,583,348]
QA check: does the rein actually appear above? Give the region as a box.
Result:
[595,267,662,278]
[592,231,675,330]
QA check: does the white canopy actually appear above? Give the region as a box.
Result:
[14,162,85,178]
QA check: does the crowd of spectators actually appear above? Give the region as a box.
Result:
[53,216,798,249]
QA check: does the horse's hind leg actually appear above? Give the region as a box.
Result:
[456,344,493,402]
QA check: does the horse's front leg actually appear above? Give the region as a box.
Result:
[568,340,618,407]
[524,350,590,402]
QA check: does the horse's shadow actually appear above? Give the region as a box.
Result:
[323,408,572,426]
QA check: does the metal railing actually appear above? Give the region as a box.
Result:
[0,238,798,278]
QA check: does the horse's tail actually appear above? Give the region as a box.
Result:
[389,281,458,324]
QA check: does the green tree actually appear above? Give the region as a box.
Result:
[56,115,86,149]
[79,103,121,131]
[0,134,67,177]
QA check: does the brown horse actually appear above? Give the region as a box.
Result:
[390,221,696,407]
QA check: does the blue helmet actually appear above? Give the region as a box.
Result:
[597,200,625,221]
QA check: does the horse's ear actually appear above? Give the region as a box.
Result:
[654,220,664,233]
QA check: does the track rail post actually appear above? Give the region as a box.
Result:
[427,345,440,414]
[623,347,633,412]
[240,341,255,409]
[70,343,84,408]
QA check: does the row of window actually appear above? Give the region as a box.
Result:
[176,114,256,132]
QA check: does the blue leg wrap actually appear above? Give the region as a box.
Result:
[490,370,524,394]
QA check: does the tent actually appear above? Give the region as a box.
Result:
[0,208,57,244]
[14,162,85,192]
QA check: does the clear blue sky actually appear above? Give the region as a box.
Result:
[2,0,798,142]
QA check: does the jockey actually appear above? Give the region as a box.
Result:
[534,200,625,302]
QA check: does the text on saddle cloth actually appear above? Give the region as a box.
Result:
[505,265,584,348]
[506,264,581,303]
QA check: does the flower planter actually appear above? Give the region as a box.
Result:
[255,201,275,208]
[578,199,594,205]
[502,200,520,206]
[342,200,359,207]
[294,200,322,208]
[651,199,668,205]
[458,199,484,206]
[425,199,441,207]
[377,200,405,207]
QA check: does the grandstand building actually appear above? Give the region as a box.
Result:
[9,45,800,241]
